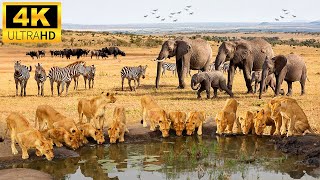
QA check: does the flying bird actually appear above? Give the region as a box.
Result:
[153,9,158,12]
[282,9,288,12]
[161,18,165,21]
[169,15,173,18]
[151,12,156,15]
[185,8,189,11]
[280,16,284,18]
[170,13,176,15]
[177,11,182,14]
[292,15,297,18]
[285,12,289,15]
[186,5,192,8]
[189,12,194,15]
[156,16,160,18]
[144,15,148,18]
[275,18,279,21]
[173,19,178,22]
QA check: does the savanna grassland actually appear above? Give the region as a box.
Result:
[0,31,320,136]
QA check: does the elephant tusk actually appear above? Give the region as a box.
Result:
[156,58,165,62]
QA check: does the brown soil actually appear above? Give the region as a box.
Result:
[0,168,52,180]
[274,135,320,167]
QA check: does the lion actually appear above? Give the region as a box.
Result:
[269,97,314,136]
[6,112,54,160]
[35,105,67,131]
[168,111,186,136]
[186,111,206,136]
[78,92,116,129]
[253,103,281,136]
[52,119,88,145]
[141,95,171,138]
[238,111,256,135]
[215,99,240,135]
[77,123,105,144]
[107,107,129,143]
[41,127,79,150]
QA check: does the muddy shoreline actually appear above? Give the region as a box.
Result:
[0,122,319,170]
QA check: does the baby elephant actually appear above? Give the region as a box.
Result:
[191,71,233,99]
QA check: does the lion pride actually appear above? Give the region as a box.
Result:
[269,97,314,136]
[141,95,171,138]
[6,112,54,160]
[186,111,206,136]
[78,92,116,129]
[107,107,128,143]
[168,111,186,136]
[215,99,239,135]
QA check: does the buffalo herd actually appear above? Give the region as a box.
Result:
[26,47,126,60]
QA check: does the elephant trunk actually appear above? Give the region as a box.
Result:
[215,53,226,70]
[191,82,200,90]
[156,61,163,89]
[259,69,268,99]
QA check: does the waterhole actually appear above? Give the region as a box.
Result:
[1,135,319,180]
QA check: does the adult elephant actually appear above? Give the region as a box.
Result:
[259,54,307,99]
[215,38,274,93]
[155,37,212,89]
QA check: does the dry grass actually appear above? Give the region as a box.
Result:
[0,32,320,137]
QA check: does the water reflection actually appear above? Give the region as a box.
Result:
[1,135,319,180]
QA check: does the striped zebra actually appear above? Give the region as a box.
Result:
[83,65,96,89]
[65,61,86,90]
[48,61,85,96]
[162,62,176,76]
[14,61,31,96]
[34,63,47,96]
[121,65,148,91]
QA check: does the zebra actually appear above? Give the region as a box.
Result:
[65,61,86,90]
[48,61,85,96]
[162,62,177,76]
[121,65,148,91]
[14,61,31,96]
[83,65,96,89]
[34,63,47,96]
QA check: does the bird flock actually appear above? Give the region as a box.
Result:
[143,5,194,23]
[274,9,297,22]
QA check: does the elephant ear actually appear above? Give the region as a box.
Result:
[273,55,287,76]
[175,40,191,56]
[236,43,251,60]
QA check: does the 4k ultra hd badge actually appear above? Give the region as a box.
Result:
[2,2,61,43]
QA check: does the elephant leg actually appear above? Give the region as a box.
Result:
[180,58,190,89]
[227,65,235,91]
[197,86,206,99]
[205,83,211,99]
[213,88,218,98]
[220,80,233,97]
[275,75,284,96]
[286,81,293,96]
[243,67,253,93]
[176,59,184,88]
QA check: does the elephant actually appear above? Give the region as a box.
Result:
[155,37,212,89]
[214,38,274,93]
[251,71,284,95]
[191,71,233,99]
[259,54,307,99]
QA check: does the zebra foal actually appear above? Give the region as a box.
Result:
[34,63,47,96]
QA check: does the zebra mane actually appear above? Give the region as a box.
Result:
[65,61,86,67]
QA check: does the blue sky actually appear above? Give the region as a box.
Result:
[1,0,319,25]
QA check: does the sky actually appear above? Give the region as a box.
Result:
[0,0,319,25]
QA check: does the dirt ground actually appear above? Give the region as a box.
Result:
[0,168,52,180]
[0,31,320,167]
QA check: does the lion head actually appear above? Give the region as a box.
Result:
[215,111,228,135]
[238,111,255,135]
[253,109,268,135]
[108,121,121,143]
[169,111,186,136]
[93,129,105,144]
[186,111,205,135]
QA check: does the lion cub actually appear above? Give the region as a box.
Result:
[168,111,186,136]
[186,111,206,135]
[215,99,239,135]
[6,112,54,160]
[238,111,256,135]
[41,127,79,150]
[77,123,105,144]
[78,92,116,129]
[269,97,314,136]
[141,95,171,138]
[107,107,128,143]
